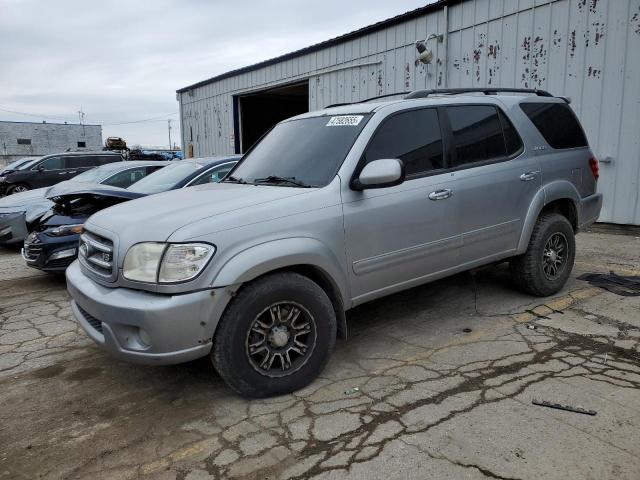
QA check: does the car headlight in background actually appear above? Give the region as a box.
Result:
[46,224,84,237]
[0,176,6,182]
[122,242,214,283]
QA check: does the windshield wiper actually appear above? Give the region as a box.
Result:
[223,175,247,184]
[252,176,313,188]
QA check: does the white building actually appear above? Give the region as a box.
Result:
[177,0,640,225]
[0,121,103,165]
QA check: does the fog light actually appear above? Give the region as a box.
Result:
[48,248,77,261]
[138,328,151,347]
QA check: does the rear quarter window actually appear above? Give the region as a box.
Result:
[520,102,588,149]
[447,105,522,167]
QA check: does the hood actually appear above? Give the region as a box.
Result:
[46,184,145,203]
[0,187,49,208]
[45,180,115,198]
[86,182,313,241]
[0,180,117,209]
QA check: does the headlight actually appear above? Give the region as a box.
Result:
[122,242,166,282]
[122,242,214,284]
[158,243,215,283]
[46,224,84,237]
[0,176,6,182]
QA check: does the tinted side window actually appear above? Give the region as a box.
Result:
[67,156,96,168]
[520,102,587,149]
[39,157,64,170]
[364,108,443,176]
[189,164,235,186]
[447,106,506,166]
[102,167,149,188]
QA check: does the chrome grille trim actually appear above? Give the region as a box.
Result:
[80,232,111,253]
[79,229,115,280]
[23,232,43,261]
[86,255,111,269]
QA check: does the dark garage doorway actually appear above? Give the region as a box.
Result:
[236,81,309,153]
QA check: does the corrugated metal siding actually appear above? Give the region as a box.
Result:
[179,0,640,225]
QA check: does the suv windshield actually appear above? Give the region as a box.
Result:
[228,114,371,187]
[127,161,203,194]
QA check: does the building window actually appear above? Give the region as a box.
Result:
[77,141,86,148]
[17,138,31,145]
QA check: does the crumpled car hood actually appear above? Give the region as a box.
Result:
[46,185,145,203]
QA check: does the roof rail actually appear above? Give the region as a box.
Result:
[405,88,554,99]
[325,91,411,109]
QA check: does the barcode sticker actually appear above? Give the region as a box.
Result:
[326,115,364,126]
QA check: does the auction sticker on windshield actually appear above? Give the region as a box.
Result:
[326,115,363,126]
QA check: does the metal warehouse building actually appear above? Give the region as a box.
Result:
[0,120,102,165]
[177,0,640,225]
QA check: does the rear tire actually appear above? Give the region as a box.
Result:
[212,272,336,398]
[510,213,575,297]
[7,183,29,195]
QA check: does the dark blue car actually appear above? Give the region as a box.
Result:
[22,156,240,273]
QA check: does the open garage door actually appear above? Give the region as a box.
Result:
[236,81,309,153]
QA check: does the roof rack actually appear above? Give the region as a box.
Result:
[325,91,411,109]
[405,88,554,99]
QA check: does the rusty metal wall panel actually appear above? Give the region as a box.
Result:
[180,0,640,224]
[446,0,640,224]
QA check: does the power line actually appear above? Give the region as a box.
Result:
[102,112,179,126]
[0,107,74,122]
[0,106,179,126]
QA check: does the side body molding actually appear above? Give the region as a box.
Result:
[516,180,580,254]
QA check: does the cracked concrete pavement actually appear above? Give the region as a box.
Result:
[0,231,639,479]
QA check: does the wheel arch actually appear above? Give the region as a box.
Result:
[517,181,579,253]
[211,238,350,339]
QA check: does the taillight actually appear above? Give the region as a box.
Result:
[588,157,599,180]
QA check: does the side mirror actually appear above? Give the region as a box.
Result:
[352,159,405,190]
[37,165,45,172]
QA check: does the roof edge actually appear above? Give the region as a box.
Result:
[177,0,454,94]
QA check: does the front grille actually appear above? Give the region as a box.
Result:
[77,305,103,333]
[79,230,114,278]
[23,232,43,261]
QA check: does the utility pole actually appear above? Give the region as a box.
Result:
[168,119,172,150]
[78,107,86,137]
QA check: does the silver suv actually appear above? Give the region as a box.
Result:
[66,88,602,397]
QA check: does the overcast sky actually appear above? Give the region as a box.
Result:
[0,0,431,148]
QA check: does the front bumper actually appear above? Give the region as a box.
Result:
[66,261,233,365]
[0,212,29,245]
[22,231,78,272]
[578,192,603,229]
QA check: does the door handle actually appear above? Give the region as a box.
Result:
[520,171,539,182]
[67,171,77,174]
[428,189,453,201]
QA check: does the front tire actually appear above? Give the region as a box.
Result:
[510,213,576,297]
[212,272,337,398]
[7,183,29,195]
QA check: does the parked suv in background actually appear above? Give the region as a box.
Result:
[66,88,602,398]
[0,151,123,195]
